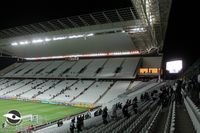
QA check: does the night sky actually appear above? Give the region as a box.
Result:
[0,0,199,73]
[0,0,131,30]
[163,0,199,72]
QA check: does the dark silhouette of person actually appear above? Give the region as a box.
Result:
[102,106,108,124]
[122,103,130,118]
[70,118,75,133]
[77,116,82,132]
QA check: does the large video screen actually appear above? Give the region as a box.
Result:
[166,60,182,73]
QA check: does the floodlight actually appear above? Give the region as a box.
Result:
[11,42,18,46]
[32,39,44,43]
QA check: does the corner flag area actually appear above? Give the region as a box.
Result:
[0,99,88,133]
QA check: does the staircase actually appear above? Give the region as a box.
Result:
[93,58,109,77]
[3,80,33,95]
[70,80,96,102]
[93,81,116,104]
[32,80,62,98]
[50,80,79,100]
[76,59,94,77]
[0,63,21,76]
[17,80,46,97]
[114,58,126,77]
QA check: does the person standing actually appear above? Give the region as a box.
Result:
[102,106,108,124]
[70,118,75,133]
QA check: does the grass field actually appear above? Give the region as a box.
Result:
[0,99,88,133]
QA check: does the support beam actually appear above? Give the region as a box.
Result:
[102,12,111,23]
[67,18,79,27]
[129,8,137,20]
[90,14,100,24]
[78,16,89,26]
[38,23,50,31]
[30,25,44,32]
[57,20,69,29]
[116,10,124,21]
[48,21,60,30]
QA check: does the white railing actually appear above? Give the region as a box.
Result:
[183,89,200,133]
[169,101,175,133]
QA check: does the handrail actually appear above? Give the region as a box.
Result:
[164,100,173,133]
[164,94,175,133]
[169,101,175,133]
[182,89,200,133]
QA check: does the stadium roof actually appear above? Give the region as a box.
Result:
[0,0,171,59]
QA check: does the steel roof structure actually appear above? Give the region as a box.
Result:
[0,0,172,58]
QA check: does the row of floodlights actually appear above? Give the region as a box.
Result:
[11,33,94,46]
[10,28,146,46]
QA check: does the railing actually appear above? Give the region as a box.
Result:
[182,89,200,133]
[169,101,176,133]
[163,94,175,133]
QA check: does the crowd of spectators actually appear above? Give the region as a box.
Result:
[67,82,176,132]
[182,75,200,106]
[70,114,85,133]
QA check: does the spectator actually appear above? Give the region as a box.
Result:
[77,116,82,132]
[112,104,117,120]
[85,111,91,119]
[81,114,84,128]
[102,106,108,124]
[140,94,144,101]
[70,119,75,133]
[57,120,63,127]
[98,108,103,115]
[94,110,99,116]
[175,79,183,105]
[133,97,137,103]
[132,101,138,114]
[122,103,130,118]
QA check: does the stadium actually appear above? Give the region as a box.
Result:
[0,0,199,133]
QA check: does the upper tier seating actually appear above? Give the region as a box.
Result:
[96,58,124,77]
[2,57,140,78]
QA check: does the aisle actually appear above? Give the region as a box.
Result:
[175,104,195,133]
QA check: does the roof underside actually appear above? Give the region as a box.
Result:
[0,0,171,58]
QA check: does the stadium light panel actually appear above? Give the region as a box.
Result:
[19,41,29,45]
[52,36,67,40]
[10,33,94,46]
[166,60,182,73]
[86,33,94,37]
[44,38,51,42]
[68,34,84,39]
[32,39,44,43]
[129,27,146,33]
[11,42,18,46]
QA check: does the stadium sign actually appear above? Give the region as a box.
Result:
[3,110,22,126]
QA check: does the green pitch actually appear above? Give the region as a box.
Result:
[0,99,88,133]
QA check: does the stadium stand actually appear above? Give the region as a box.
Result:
[1,0,198,132]
[2,57,141,78]
[1,59,199,133]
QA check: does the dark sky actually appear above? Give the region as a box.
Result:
[163,0,199,72]
[0,0,199,72]
[0,0,132,30]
